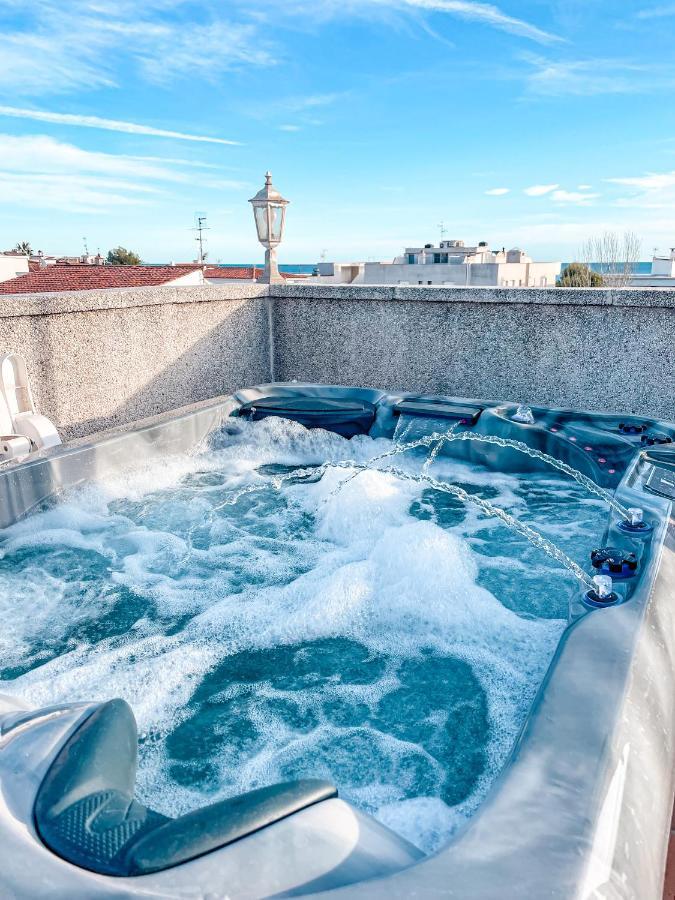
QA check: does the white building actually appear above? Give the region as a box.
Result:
[317,240,561,287]
[629,248,675,288]
[0,252,29,283]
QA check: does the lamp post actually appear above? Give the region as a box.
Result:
[249,171,289,284]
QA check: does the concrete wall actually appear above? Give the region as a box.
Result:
[0,284,270,439]
[270,284,675,421]
[0,283,673,440]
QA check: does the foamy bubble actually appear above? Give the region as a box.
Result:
[0,416,605,853]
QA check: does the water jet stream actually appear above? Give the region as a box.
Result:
[218,458,594,589]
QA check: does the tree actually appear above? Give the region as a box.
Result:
[13,241,32,255]
[580,231,641,287]
[106,247,142,265]
[558,262,603,287]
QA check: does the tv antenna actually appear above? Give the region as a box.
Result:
[438,221,447,243]
[82,236,89,256]
[193,213,209,263]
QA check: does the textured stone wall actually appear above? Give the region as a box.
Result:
[270,284,675,421]
[0,284,270,438]
[1,282,673,439]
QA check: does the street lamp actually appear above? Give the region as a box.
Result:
[249,171,289,284]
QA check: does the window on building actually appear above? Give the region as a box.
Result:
[433,253,449,264]
[427,280,432,285]
[408,254,416,264]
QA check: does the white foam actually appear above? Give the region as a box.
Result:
[0,417,596,853]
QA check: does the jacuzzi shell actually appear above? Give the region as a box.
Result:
[0,383,673,900]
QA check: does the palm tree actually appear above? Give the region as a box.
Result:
[13,241,32,255]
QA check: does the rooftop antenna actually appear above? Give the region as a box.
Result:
[438,220,447,244]
[320,248,328,262]
[192,213,209,263]
[82,236,89,256]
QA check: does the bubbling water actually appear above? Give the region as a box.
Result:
[0,417,606,853]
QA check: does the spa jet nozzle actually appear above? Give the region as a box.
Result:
[512,404,535,425]
[584,574,619,608]
[617,507,653,536]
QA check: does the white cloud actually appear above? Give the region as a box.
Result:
[0,2,276,96]
[249,0,559,43]
[606,169,675,209]
[280,93,346,112]
[577,184,592,190]
[522,54,675,97]
[551,189,600,205]
[133,20,275,85]
[399,0,560,43]
[0,106,240,145]
[0,133,248,214]
[0,0,559,100]
[0,134,180,181]
[279,124,302,132]
[485,187,510,195]
[0,29,114,95]
[636,4,675,18]
[0,172,155,213]
[524,183,559,196]
[607,171,675,189]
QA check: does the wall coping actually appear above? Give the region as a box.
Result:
[270,283,675,309]
[0,281,674,318]
[0,283,268,319]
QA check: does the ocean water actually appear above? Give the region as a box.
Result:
[562,261,651,275]
[0,418,607,853]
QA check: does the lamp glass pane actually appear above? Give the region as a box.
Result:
[254,206,269,242]
[270,205,285,242]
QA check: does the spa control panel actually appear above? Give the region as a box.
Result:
[645,465,675,500]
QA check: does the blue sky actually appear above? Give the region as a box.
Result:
[0,1,674,263]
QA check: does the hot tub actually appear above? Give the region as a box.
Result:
[0,383,673,899]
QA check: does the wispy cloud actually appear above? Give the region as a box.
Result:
[636,4,675,18]
[522,53,675,96]
[0,172,153,213]
[524,183,559,196]
[131,20,275,85]
[607,169,675,209]
[0,1,276,96]
[551,189,600,205]
[0,0,559,101]
[279,124,302,132]
[399,0,560,44]
[485,187,510,195]
[249,0,560,44]
[0,133,248,213]
[279,93,347,112]
[0,105,240,145]
[608,171,675,190]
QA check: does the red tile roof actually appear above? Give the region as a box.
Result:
[0,264,202,295]
[204,266,261,280]
[203,266,309,280]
